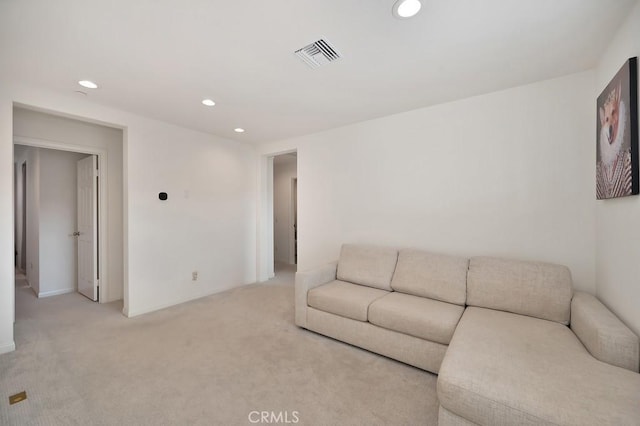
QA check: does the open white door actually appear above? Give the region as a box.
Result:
[76,155,98,301]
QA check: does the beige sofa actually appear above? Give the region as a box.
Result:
[295,244,640,425]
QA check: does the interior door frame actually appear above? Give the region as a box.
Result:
[13,135,110,304]
[289,177,297,265]
[20,162,26,271]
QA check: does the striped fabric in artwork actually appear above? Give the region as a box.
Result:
[596,150,633,199]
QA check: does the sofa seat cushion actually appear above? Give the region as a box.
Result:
[369,293,464,345]
[438,307,640,426]
[307,280,389,322]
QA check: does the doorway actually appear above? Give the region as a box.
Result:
[12,105,125,311]
[272,152,298,277]
[8,105,126,356]
[13,145,97,300]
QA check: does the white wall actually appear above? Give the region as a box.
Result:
[0,99,14,354]
[273,154,297,264]
[125,120,257,316]
[38,148,89,297]
[14,107,124,302]
[263,71,596,293]
[0,83,258,353]
[594,1,640,336]
[256,156,275,281]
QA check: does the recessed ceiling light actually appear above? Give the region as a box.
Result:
[78,80,98,89]
[202,99,216,106]
[392,0,422,19]
[234,128,245,133]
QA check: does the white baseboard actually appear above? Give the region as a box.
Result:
[38,288,75,298]
[0,341,16,354]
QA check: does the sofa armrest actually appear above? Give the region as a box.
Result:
[295,262,337,328]
[571,291,639,372]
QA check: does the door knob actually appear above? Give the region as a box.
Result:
[72,231,81,237]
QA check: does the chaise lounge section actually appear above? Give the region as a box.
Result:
[438,257,640,425]
[295,244,640,425]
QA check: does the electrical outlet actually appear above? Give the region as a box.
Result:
[192,271,198,281]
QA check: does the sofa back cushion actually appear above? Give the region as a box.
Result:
[337,244,398,291]
[467,257,573,324]
[391,249,468,306]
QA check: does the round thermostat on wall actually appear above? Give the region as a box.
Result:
[159,192,168,201]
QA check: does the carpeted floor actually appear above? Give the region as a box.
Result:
[1,265,439,425]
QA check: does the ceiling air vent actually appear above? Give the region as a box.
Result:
[294,39,341,68]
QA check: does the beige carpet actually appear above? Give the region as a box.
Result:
[1,265,439,425]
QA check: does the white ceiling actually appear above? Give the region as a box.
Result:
[0,0,636,145]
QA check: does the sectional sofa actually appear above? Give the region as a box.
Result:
[295,244,640,425]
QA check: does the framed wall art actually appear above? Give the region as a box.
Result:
[596,56,638,200]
